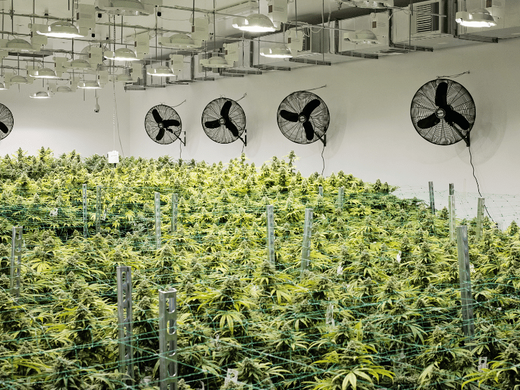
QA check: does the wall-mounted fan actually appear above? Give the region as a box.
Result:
[144,104,185,145]
[0,103,14,141]
[201,97,246,145]
[411,79,475,146]
[277,91,330,146]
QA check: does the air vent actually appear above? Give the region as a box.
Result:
[414,2,441,34]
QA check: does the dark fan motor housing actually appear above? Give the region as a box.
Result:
[411,79,475,146]
[0,103,14,141]
[201,98,246,145]
[144,104,183,145]
[277,91,330,145]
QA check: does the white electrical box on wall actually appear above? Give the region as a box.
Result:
[108,150,120,164]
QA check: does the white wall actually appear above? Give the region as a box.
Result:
[1,38,518,202]
[127,38,520,198]
[0,82,130,158]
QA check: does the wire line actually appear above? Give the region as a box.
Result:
[468,145,495,224]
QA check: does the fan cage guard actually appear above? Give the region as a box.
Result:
[411,79,476,146]
[0,103,14,141]
[277,90,330,145]
[201,98,247,145]
[144,104,183,145]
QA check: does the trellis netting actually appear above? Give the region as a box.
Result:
[0,148,519,390]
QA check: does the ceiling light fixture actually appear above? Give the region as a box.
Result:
[6,38,34,52]
[160,33,197,49]
[32,67,59,79]
[147,65,175,77]
[68,58,91,70]
[36,21,84,39]
[98,0,148,16]
[106,47,139,61]
[232,14,277,33]
[30,91,52,99]
[260,44,293,59]
[77,80,102,89]
[344,30,380,44]
[200,55,233,69]
[455,8,497,28]
[10,75,29,84]
[56,85,73,93]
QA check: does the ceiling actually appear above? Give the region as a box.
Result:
[0,0,484,92]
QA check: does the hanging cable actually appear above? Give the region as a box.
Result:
[437,71,470,79]
[112,77,125,158]
[468,145,494,223]
[235,93,247,102]
[306,84,327,92]
[172,99,186,108]
[321,142,326,177]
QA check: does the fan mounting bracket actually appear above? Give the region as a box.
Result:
[238,129,247,147]
[169,128,186,146]
[452,127,470,147]
[177,130,187,146]
[316,132,326,147]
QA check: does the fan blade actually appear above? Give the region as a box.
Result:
[221,100,232,119]
[280,110,299,122]
[303,121,314,141]
[301,99,321,119]
[0,122,8,134]
[445,108,471,130]
[163,119,180,127]
[417,113,441,129]
[156,128,165,141]
[205,120,221,129]
[152,109,163,124]
[435,82,449,108]
[226,120,239,137]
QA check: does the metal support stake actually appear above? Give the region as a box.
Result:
[10,227,22,299]
[82,184,88,237]
[476,198,485,240]
[117,266,134,384]
[266,205,275,265]
[301,208,313,275]
[318,186,323,197]
[159,289,178,390]
[449,195,456,242]
[96,185,102,234]
[171,194,178,233]
[457,226,475,342]
[337,187,345,210]
[155,192,161,250]
[428,181,435,214]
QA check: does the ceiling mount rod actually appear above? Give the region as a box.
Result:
[158,4,247,19]
[0,11,187,36]
[10,0,13,36]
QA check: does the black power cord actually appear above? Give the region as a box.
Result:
[321,142,325,177]
[468,145,495,224]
